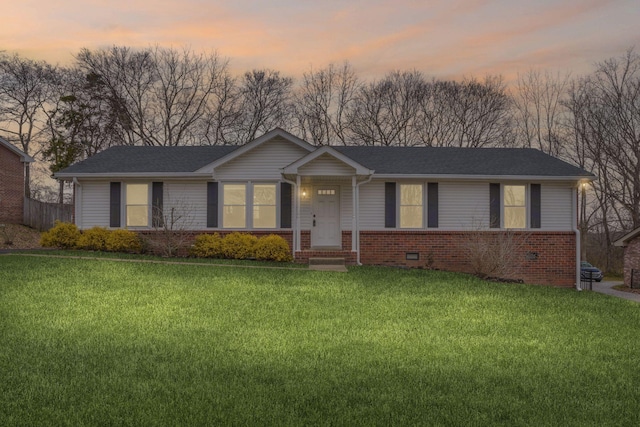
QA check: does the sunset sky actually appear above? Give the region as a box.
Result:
[3,0,639,81]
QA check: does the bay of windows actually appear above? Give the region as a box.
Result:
[222,183,277,229]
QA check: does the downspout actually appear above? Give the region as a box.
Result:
[355,175,374,265]
[572,185,581,291]
[282,177,298,254]
[351,176,356,257]
[72,177,82,229]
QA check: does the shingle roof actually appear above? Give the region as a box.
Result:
[57,143,593,178]
[333,146,593,177]
[58,145,239,174]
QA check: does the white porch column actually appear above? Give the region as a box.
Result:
[352,176,357,252]
[296,175,302,252]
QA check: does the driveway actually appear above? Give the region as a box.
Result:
[591,280,640,302]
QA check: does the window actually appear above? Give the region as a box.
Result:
[126,183,149,227]
[223,184,246,228]
[253,184,276,228]
[504,185,526,228]
[400,184,423,228]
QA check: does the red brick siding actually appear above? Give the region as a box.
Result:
[0,144,25,223]
[623,238,640,288]
[359,230,576,287]
[134,227,577,286]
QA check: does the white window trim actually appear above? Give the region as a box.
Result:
[219,181,281,230]
[502,183,529,229]
[124,182,151,228]
[397,182,425,229]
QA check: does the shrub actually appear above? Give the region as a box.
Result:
[76,227,111,251]
[254,234,293,262]
[220,232,258,259]
[105,229,142,253]
[190,233,223,258]
[40,221,81,249]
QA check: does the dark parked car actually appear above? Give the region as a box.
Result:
[581,261,603,282]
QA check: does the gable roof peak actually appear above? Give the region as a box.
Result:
[0,135,34,162]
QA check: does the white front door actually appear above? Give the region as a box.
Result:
[311,186,340,248]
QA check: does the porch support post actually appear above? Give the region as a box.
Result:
[352,176,357,253]
[296,175,302,252]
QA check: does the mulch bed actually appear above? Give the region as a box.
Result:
[0,224,42,250]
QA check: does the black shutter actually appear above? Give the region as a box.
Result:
[280,182,292,229]
[385,182,396,228]
[152,182,164,228]
[530,184,541,229]
[490,183,500,228]
[109,182,121,228]
[207,182,218,228]
[427,182,439,228]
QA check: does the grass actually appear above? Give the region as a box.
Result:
[1,254,639,426]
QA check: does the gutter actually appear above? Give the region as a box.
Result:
[573,185,581,291]
[371,173,596,182]
[72,177,81,228]
[282,177,299,254]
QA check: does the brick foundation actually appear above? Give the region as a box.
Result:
[359,230,576,287]
[134,228,577,286]
[0,144,25,223]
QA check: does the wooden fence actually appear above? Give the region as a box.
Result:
[23,197,73,231]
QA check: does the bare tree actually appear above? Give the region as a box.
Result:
[513,69,571,156]
[564,49,640,270]
[234,69,294,143]
[0,53,58,196]
[293,62,360,145]
[200,72,242,145]
[444,76,514,148]
[75,46,230,146]
[348,70,425,146]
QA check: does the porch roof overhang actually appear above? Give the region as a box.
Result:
[281,145,375,178]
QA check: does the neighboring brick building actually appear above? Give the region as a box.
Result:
[614,227,640,288]
[0,136,34,223]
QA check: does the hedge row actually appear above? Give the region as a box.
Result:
[41,222,142,253]
[190,232,293,262]
[40,222,293,262]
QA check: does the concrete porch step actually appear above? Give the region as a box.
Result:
[308,257,348,272]
[309,257,345,266]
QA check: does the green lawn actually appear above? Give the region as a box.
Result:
[1,254,639,426]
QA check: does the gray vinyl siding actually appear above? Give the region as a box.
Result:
[341,184,353,230]
[215,137,310,180]
[164,182,208,230]
[298,154,356,176]
[439,182,491,229]
[78,181,110,229]
[541,184,573,230]
[358,180,386,229]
